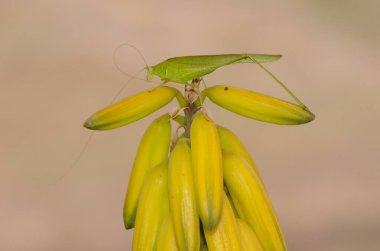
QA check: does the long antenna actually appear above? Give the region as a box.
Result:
[112,43,159,83]
[114,43,149,66]
[27,67,149,208]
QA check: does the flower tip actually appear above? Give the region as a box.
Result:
[310,112,316,121]
[83,118,95,130]
[304,109,316,124]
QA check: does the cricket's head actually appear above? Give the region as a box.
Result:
[145,66,155,81]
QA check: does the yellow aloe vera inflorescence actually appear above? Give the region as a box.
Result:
[83,53,315,250]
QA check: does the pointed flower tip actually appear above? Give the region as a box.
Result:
[83,118,95,130]
[302,108,316,124]
[309,111,316,121]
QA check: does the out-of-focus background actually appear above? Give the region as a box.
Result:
[1,0,379,250]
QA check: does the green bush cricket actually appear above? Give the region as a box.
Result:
[146,54,281,84]
[137,52,307,109]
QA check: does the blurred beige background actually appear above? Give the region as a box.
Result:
[1,0,379,250]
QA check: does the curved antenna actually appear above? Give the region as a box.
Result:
[51,67,146,181]
[247,55,307,109]
[112,43,153,82]
[109,68,145,104]
[48,130,95,187]
[26,68,154,209]
[114,43,149,67]
[17,131,95,212]
[55,67,147,179]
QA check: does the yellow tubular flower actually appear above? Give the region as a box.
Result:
[156,215,179,251]
[204,193,243,251]
[203,85,314,125]
[168,138,200,251]
[223,150,287,251]
[132,161,169,251]
[236,218,265,251]
[123,114,171,229]
[190,110,223,229]
[216,125,264,183]
[84,86,178,130]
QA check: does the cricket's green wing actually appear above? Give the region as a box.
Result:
[147,54,282,84]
